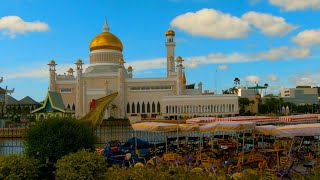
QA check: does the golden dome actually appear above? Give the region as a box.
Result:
[176,56,183,61]
[165,29,175,36]
[128,66,133,70]
[67,68,74,73]
[89,32,123,52]
[48,60,56,65]
[118,58,125,63]
[75,59,83,64]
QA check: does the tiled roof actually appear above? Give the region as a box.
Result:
[19,96,40,105]
[6,95,19,105]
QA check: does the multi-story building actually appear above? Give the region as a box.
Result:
[280,86,318,105]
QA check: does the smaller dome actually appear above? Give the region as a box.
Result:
[176,56,183,61]
[48,60,56,65]
[118,58,125,63]
[67,68,74,73]
[165,29,175,36]
[75,59,83,64]
[128,66,133,70]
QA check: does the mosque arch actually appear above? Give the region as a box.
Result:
[137,102,141,113]
[157,102,160,113]
[127,103,130,113]
[142,102,145,113]
[152,102,155,113]
[147,102,150,113]
[132,102,135,113]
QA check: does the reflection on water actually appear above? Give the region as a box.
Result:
[0,138,23,154]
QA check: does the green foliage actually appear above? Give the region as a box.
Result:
[0,154,40,180]
[105,165,211,180]
[24,117,96,164]
[55,150,107,180]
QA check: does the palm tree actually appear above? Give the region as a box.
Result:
[264,83,269,95]
[234,77,240,87]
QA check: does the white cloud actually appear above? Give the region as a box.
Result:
[292,29,320,47]
[171,8,251,39]
[242,11,297,36]
[218,65,229,70]
[245,75,261,84]
[267,75,279,82]
[4,63,88,79]
[0,16,49,38]
[288,71,320,87]
[126,58,167,71]
[254,46,310,61]
[249,0,262,5]
[269,0,320,11]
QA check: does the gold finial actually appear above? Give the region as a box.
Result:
[176,56,183,61]
[75,59,83,65]
[48,59,56,65]
[165,27,175,36]
[67,68,74,74]
[128,66,133,70]
[182,71,186,85]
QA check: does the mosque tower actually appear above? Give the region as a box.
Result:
[48,60,57,92]
[75,59,83,117]
[176,56,183,95]
[165,27,176,77]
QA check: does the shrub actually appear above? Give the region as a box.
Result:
[55,150,107,180]
[23,117,96,179]
[24,117,96,164]
[0,154,40,179]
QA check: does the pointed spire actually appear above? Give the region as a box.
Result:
[103,19,110,32]
[182,71,186,85]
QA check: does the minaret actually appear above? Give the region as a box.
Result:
[176,56,183,95]
[198,82,203,94]
[182,71,186,89]
[127,66,133,78]
[75,59,84,118]
[48,60,57,92]
[165,27,176,77]
[118,58,126,118]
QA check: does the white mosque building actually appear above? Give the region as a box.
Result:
[46,21,239,120]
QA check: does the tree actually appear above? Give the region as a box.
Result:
[24,117,96,178]
[0,154,40,179]
[55,150,107,180]
[234,77,240,87]
[264,83,269,95]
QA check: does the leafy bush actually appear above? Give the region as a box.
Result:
[105,165,211,180]
[24,117,96,164]
[23,117,96,179]
[0,154,40,180]
[55,150,107,180]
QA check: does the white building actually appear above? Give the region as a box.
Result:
[280,86,318,105]
[46,21,239,120]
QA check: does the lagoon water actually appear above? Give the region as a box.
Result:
[0,138,23,154]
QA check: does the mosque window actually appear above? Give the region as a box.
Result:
[142,102,145,113]
[132,103,135,113]
[152,102,155,113]
[127,103,130,113]
[72,104,75,111]
[157,102,161,113]
[137,102,141,113]
[147,102,150,113]
[129,86,172,91]
[60,88,72,93]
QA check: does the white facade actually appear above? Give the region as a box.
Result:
[48,22,239,119]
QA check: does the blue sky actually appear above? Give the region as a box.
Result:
[1,0,320,101]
